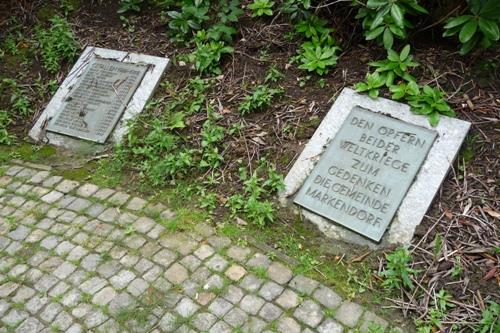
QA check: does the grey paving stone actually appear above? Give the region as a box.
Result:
[165,263,188,284]
[41,190,63,204]
[175,297,200,318]
[127,278,148,296]
[80,277,107,295]
[53,262,76,279]
[207,235,231,250]
[84,309,108,328]
[194,244,215,260]
[15,317,44,333]
[243,317,267,333]
[40,302,62,323]
[277,317,301,333]
[195,291,215,306]
[267,261,293,285]
[57,210,78,223]
[67,198,92,212]
[86,203,106,217]
[40,235,60,250]
[108,292,135,316]
[9,264,29,277]
[110,270,136,289]
[246,253,271,269]
[67,270,87,285]
[97,260,121,278]
[133,216,156,233]
[125,234,147,249]
[147,224,165,239]
[76,183,99,197]
[203,274,225,291]
[97,318,121,333]
[226,245,252,262]
[2,309,28,326]
[120,254,140,267]
[240,274,263,292]
[259,281,284,301]
[209,297,233,318]
[8,225,30,241]
[25,295,48,314]
[61,289,81,307]
[71,303,91,319]
[209,321,232,333]
[275,289,300,309]
[359,311,389,333]
[34,274,58,292]
[180,255,201,272]
[289,275,319,295]
[93,188,115,200]
[67,324,83,333]
[223,285,244,304]
[56,180,79,193]
[318,318,344,333]
[93,286,117,306]
[192,312,217,331]
[259,302,282,322]
[40,257,64,273]
[66,245,88,261]
[240,295,265,315]
[52,311,73,330]
[81,253,102,271]
[98,207,120,222]
[293,300,323,328]
[55,194,77,208]
[5,165,23,176]
[224,307,248,327]
[49,281,70,297]
[313,285,342,309]
[12,286,35,303]
[108,191,130,206]
[126,197,147,211]
[335,301,364,328]
[153,249,177,267]
[159,312,178,332]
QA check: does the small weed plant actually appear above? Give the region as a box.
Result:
[369,44,418,85]
[166,0,210,42]
[35,16,78,73]
[248,0,275,17]
[239,85,283,115]
[406,85,455,126]
[379,247,418,290]
[476,301,499,333]
[118,0,144,13]
[355,72,385,98]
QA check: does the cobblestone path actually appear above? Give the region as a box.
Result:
[0,161,393,333]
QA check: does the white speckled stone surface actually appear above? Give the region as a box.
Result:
[279,88,471,248]
[29,46,169,152]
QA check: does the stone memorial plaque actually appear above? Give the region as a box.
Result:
[46,58,148,143]
[294,106,438,242]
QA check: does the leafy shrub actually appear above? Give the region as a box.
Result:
[355,0,427,50]
[443,0,500,55]
[476,301,499,333]
[248,0,275,17]
[239,85,283,115]
[298,43,340,75]
[35,16,78,73]
[188,37,234,74]
[117,0,144,14]
[379,247,418,290]
[369,44,418,85]
[166,0,210,42]
[389,80,419,100]
[0,111,14,145]
[406,85,455,126]
[355,72,385,98]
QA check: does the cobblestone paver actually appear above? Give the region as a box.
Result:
[0,162,398,333]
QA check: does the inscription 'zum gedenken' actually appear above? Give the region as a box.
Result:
[294,106,437,242]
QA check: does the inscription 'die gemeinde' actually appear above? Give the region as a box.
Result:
[294,107,437,241]
[47,58,148,143]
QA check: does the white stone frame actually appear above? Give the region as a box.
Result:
[279,88,471,248]
[29,46,170,151]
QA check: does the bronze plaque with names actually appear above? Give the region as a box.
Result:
[47,58,148,143]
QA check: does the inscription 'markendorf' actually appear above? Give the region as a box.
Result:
[47,58,148,143]
[294,107,437,242]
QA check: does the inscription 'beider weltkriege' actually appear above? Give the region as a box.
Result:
[294,106,437,242]
[47,58,148,143]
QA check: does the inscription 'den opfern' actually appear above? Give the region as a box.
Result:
[294,107,438,242]
[47,58,148,143]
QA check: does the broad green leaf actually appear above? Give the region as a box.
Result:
[400,44,411,61]
[459,36,479,55]
[371,5,390,29]
[366,0,388,9]
[478,19,500,41]
[459,19,478,43]
[407,2,428,14]
[444,15,472,30]
[368,89,379,99]
[479,0,500,20]
[355,82,368,92]
[428,112,440,127]
[390,4,404,28]
[365,26,385,40]
[387,49,399,62]
[383,28,394,50]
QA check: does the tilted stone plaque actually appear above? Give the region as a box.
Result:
[294,106,437,242]
[46,58,148,143]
